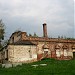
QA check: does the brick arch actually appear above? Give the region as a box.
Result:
[42,44,49,49]
[62,44,69,59]
[42,44,50,58]
[55,44,61,49]
[54,44,61,58]
[72,44,75,49]
[62,44,68,49]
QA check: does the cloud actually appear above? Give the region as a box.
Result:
[0,0,74,38]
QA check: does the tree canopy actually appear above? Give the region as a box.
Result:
[0,19,5,49]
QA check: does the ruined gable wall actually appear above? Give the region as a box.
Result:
[9,33,21,43]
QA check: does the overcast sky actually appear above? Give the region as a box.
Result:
[0,0,74,39]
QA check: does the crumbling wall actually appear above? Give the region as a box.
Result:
[8,45,37,63]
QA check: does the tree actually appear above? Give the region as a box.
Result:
[58,36,60,39]
[2,39,8,47]
[29,34,32,37]
[0,19,5,49]
[61,35,63,39]
[33,32,38,37]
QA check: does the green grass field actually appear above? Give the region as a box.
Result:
[0,58,75,75]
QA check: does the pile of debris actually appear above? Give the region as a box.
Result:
[1,63,22,68]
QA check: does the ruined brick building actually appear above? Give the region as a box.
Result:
[0,23,75,63]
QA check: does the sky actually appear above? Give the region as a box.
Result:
[0,0,74,39]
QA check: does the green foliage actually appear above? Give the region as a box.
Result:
[57,35,75,40]
[0,19,5,49]
[66,38,75,40]
[0,58,75,75]
[33,32,38,37]
[0,44,2,49]
[29,32,38,37]
[58,36,60,39]
[0,19,5,40]
[29,33,32,37]
[2,40,8,47]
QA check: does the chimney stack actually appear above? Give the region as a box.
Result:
[43,23,47,37]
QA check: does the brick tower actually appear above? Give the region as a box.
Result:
[43,23,47,37]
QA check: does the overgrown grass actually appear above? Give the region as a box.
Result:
[0,58,75,75]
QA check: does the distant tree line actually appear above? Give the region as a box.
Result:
[57,35,75,40]
[48,35,75,40]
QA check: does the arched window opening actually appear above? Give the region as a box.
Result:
[42,44,49,58]
[64,49,68,57]
[56,49,60,57]
[63,45,68,57]
[55,45,61,58]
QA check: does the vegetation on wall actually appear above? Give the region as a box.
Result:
[29,32,38,37]
[57,35,75,40]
